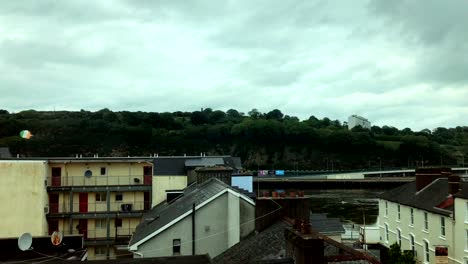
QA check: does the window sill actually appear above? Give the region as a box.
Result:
[422,230,429,234]
[408,224,414,228]
[439,236,446,240]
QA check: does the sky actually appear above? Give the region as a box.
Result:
[0,0,467,130]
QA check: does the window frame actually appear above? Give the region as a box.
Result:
[397,229,401,246]
[115,193,123,201]
[95,219,106,229]
[410,234,415,251]
[410,208,414,226]
[100,167,107,176]
[173,239,181,255]
[95,192,107,202]
[385,224,389,242]
[397,204,401,221]
[424,212,428,231]
[385,201,388,217]
[440,216,445,237]
[424,240,430,263]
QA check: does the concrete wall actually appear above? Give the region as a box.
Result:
[48,162,151,186]
[152,176,187,206]
[379,199,457,264]
[0,161,48,237]
[136,191,254,258]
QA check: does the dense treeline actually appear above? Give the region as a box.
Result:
[0,108,467,170]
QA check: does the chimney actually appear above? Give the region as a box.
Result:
[448,174,461,195]
[416,168,451,191]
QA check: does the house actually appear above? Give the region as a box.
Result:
[378,168,464,264]
[129,178,256,259]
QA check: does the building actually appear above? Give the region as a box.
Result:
[0,160,49,238]
[0,155,243,260]
[46,157,154,260]
[310,213,345,242]
[348,115,371,130]
[378,168,464,264]
[129,178,256,259]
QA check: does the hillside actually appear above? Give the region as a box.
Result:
[0,108,467,170]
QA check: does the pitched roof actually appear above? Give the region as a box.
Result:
[310,213,345,235]
[129,178,255,249]
[48,255,212,264]
[379,178,459,216]
[185,157,225,167]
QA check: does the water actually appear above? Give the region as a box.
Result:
[307,189,384,226]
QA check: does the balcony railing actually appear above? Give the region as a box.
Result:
[48,174,152,187]
[48,201,147,214]
[61,228,135,240]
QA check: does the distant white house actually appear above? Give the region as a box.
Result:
[348,115,371,130]
[128,178,256,259]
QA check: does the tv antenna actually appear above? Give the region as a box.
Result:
[18,233,33,251]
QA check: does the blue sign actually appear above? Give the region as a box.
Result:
[275,170,285,175]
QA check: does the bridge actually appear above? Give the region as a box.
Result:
[254,167,468,190]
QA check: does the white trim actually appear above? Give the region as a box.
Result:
[129,187,254,250]
[448,257,462,264]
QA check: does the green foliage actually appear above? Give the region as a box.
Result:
[388,243,416,264]
[0,108,466,170]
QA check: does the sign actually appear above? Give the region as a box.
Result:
[435,246,448,264]
[275,170,285,176]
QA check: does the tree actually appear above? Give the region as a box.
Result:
[265,109,284,120]
[387,243,415,264]
[248,108,261,119]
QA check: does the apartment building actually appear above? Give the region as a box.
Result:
[46,157,154,260]
[378,168,463,264]
[347,115,371,130]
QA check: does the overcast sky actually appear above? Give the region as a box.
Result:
[1,0,467,130]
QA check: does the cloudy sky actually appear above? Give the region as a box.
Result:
[1,0,467,130]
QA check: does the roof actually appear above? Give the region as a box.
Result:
[212,221,290,264]
[0,147,11,158]
[129,178,255,249]
[185,157,224,167]
[379,178,460,216]
[48,255,212,264]
[310,213,345,235]
[454,180,468,199]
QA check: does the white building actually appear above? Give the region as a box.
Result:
[378,168,465,264]
[128,178,255,258]
[348,115,371,130]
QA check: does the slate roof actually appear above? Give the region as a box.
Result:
[310,213,345,235]
[129,178,255,248]
[185,158,225,167]
[153,156,242,176]
[379,178,461,216]
[0,147,11,158]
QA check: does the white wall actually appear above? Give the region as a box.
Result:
[152,176,187,206]
[378,199,457,264]
[453,197,468,263]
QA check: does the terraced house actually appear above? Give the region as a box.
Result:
[378,168,468,264]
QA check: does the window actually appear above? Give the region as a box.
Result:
[424,240,429,262]
[466,202,468,222]
[100,167,106,176]
[466,230,468,250]
[424,212,428,231]
[115,193,123,201]
[96,192,107,202]
[410,208,414,225]
[173,239,181,255]
[397,229,401,246]
[440,217,445,237]
[385,224,389,242]
[410,234,415,251]
[96,219,106,229]
[385,201,388,216]
[115,218,122,228]
[397,204,400,221]
[95,246,106,256]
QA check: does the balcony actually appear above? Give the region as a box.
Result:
[47,174,152,190]
[48,201,148,218]
[61,228,134,245]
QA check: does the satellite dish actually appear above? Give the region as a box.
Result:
[51,231,63,246]
[18,233,33,251]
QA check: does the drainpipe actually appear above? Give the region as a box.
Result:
[192,203,196,255]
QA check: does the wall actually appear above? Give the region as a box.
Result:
[378,199,457,264]
[239,198,255,239]
[453,197,468,263]
[0,161,48,237]
[152,176,187,206]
